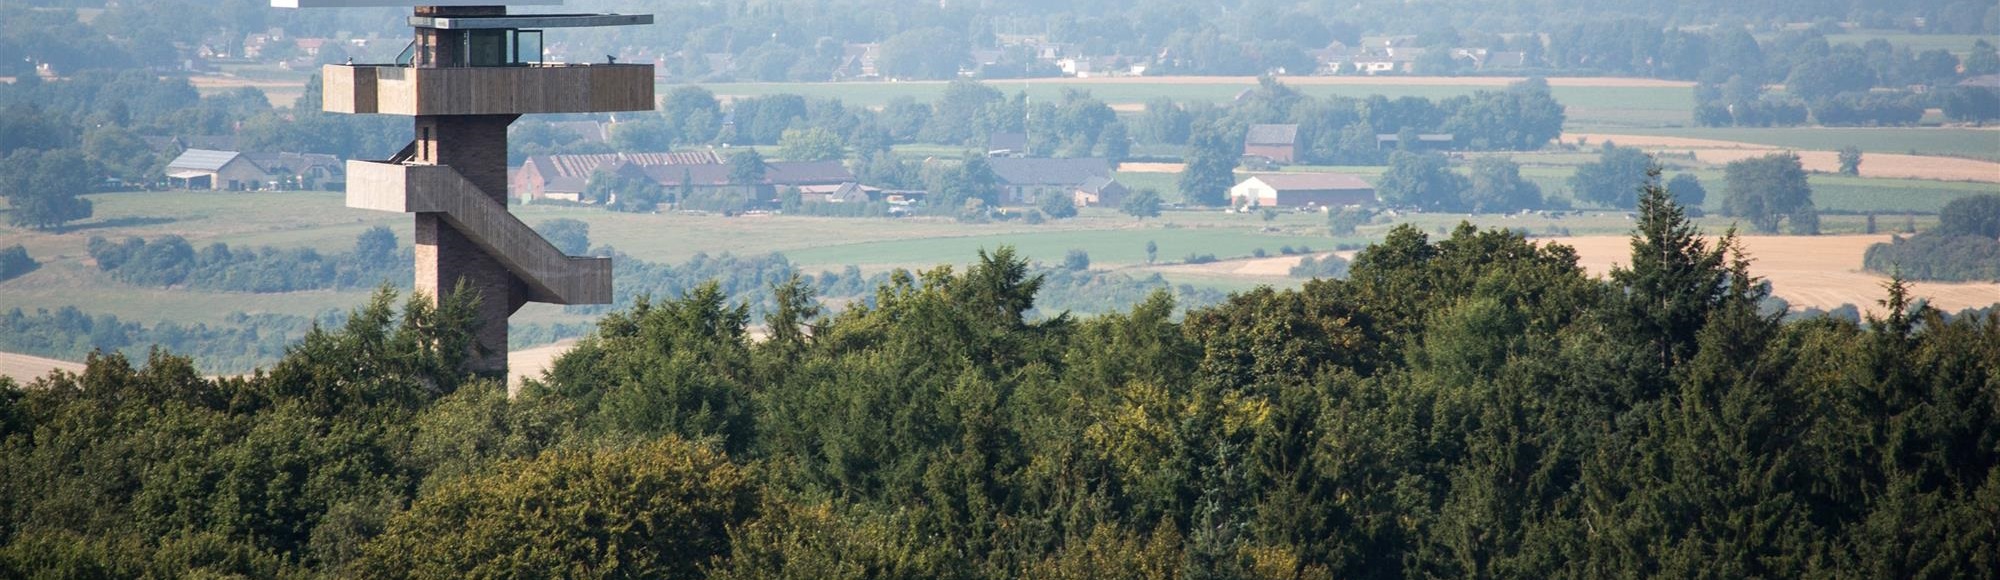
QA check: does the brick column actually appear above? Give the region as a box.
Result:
[412,113,524,374]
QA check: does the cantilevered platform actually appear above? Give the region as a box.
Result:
[321,63,654,116]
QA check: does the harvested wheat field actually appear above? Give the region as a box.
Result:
[1142,250,1363,279]
[0,352,86,384]
[1564,132,2000,183]
[1118,162,1187,173]
[507,340,577,396]
[1545,235,2000,315]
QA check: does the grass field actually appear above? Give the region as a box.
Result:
[1811,32,1997,55]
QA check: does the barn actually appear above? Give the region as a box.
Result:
[1229,173,1376,209]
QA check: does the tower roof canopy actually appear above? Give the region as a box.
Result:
[411,13,652,29]
[272,0,559,8]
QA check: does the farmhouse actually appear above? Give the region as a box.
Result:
[514,151,856,204]
[1230,173,1376,209]
[514,151,724,202]
[1243,124,1301,164]
[1071,176,1129,207]
[986,157,1114,204]
[165,149,344,191]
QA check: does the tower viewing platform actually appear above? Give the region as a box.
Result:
[276,0,653,374]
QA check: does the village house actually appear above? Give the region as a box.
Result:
[985,157,1114,205]
[164,149,344,191]
[1243,124,1302,164]
[1071,176,1129,208]
[513,151,856,205]
[1229,173,1376,209]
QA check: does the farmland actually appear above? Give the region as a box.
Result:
[688,76,1697,127]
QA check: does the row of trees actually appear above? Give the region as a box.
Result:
[4,186,1995,577]
[84,227,408,293]
[1864,194,2000,281]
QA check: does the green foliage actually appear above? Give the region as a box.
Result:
[728,149,768,186]
[586,168,668,212]
[1039,190,1079,219]
[1288,254,1350,279]
[1122,188,1163,221]
[85,231,405,292]
[1936,193,2000,239]
[1327,206,1371,236]
[5,208,1999,579]
[0,148,94,230]
[1568,143,1655,209]
[1377,150,1468,211]
[1666,172,1708,208]
[534,218,591,256]
[1179,125,1237,207]
[0,244,36,283]
[1465,156,1543,212]
[1864,194,2000,281]
[1062,249,1091,272]
[1723,152,1818,234]
[779,127,846,162]
[542,282,758,454]
[358,436,755,580]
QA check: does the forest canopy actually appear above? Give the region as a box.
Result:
[2,185,1995,577]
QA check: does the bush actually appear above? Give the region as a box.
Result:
[1062,250,1091,272]
[0,244,36,282]
[1182,253,1217,264]
[1288,254,1350,279]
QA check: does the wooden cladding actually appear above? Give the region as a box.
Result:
[320,64,654,116]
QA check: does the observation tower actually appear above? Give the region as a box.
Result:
[273,0,654,374]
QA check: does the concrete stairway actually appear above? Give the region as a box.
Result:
[345,159,611,305]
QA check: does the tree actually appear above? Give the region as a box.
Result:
[1039,190,1078,219]
[1179,125,1237,207]
[353,226,397,266]
[1936,194,2000,239]
[1722,152,1816,234]
[0,244,36,282]
[1465,156,1542,212]
[1940,87,2000,123]
[1377,151,1469,211]
[933,155,1001,214]
[1063,249,1091,271]
[1965,40,2000,76]
[1609,168,1729,375]
[585,169,666,213]
[1328,206,1370,236]
[1837,145,1863,176]
[1666,173,1708,209]
[878,27,965,80]
[1122,188,1162,221]
[728,150,767,187]
[358,436,755,579]
[0,148,95,230]
[1785,52,1874,100]
[778,127,845,162]
[1569,144,1654,209]
[1145,240,1158,264]
[1137,97,1193,145]
[533,219,589,256]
